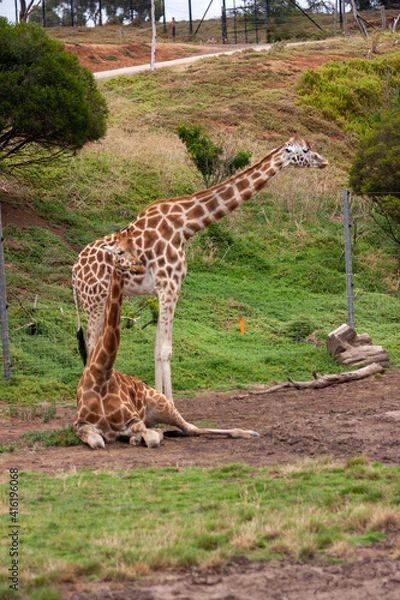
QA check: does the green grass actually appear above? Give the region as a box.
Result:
[2,173,400,403]
[4,198,399,405]
[0,458,399,597]
[20,426,80,448]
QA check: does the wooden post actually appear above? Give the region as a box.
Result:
[342,0,348,34]
[150,0,156,71]
[0,202,11,380]
[348,0,368,36]
[381,6,386,31]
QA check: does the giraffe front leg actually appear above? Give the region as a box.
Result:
[154,291,178,401]
[74,421,106,449]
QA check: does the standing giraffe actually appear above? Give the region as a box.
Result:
[74,233,260,449]
[72,132,328,400]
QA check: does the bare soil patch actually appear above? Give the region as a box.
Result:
[64,41,227,72]
[2,369,400,599]
[64,40,350,75]
[2,368,400,472]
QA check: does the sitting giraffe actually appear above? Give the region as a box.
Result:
[74,232,260,449]
[72,132,328,401]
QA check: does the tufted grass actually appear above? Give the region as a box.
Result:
[0,458,400,597]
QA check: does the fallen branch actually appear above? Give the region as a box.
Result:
[9,291,35,321]
[287,362,384,389]
[393,13,400,32]
[249,362,385,394]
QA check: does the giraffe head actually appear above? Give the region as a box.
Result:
[103,227,145,274]
[279,132,328,169]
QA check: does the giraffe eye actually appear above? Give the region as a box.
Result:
[303,148,309,154]
[117,250,124,256]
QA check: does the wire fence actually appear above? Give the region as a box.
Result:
[1,188,400,387]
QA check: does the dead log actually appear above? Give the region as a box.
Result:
[392,12,400,32]
[287,362,385,389]
[326,323,389,368]
[248,362,385,394]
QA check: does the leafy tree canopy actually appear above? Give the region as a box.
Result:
[349,109,400,243]
[30,0,163,26]
[0,18,108,170]
[176,123,252,189]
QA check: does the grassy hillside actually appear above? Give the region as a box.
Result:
[1,33,400,406]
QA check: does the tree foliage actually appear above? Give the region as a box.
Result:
[254,0,299,20]
[102,0,163,24]
[0,19,108,170]
[29,0,163,26]
[176,123,252,189]
[349,109,400,244]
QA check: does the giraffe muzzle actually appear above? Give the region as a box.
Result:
[318,159,329,169]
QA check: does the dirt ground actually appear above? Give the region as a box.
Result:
[64,39,351,75]
[64,41,232,72]
[2,43,399,600]
[2,369,400,599]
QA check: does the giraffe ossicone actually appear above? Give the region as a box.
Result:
[74,233,260,449]
[72,133,328,401]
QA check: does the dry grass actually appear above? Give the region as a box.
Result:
[343,505,400,533]
[325,539,355,558]
[101,127,190,176]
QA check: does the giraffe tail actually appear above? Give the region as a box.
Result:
[73,284,88,366]
[76,327,88,366]
[163,430,189,438]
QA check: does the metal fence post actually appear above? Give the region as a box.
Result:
[0,202,11,379]
[343,189,354,329]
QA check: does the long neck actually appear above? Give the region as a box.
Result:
[87,266,123,385]
[176,144,285,239]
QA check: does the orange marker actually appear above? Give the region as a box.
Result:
[239,317,245,335]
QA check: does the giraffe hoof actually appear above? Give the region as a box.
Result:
[250,431,261,438]
[88,432,106,449]
[130,434,144,446]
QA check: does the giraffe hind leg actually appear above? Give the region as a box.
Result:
[179,424,261,439]
[165,427,260,439]
[74,421,106,449]
[144,389,261,440]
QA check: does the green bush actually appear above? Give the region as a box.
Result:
[298,54,400,135]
